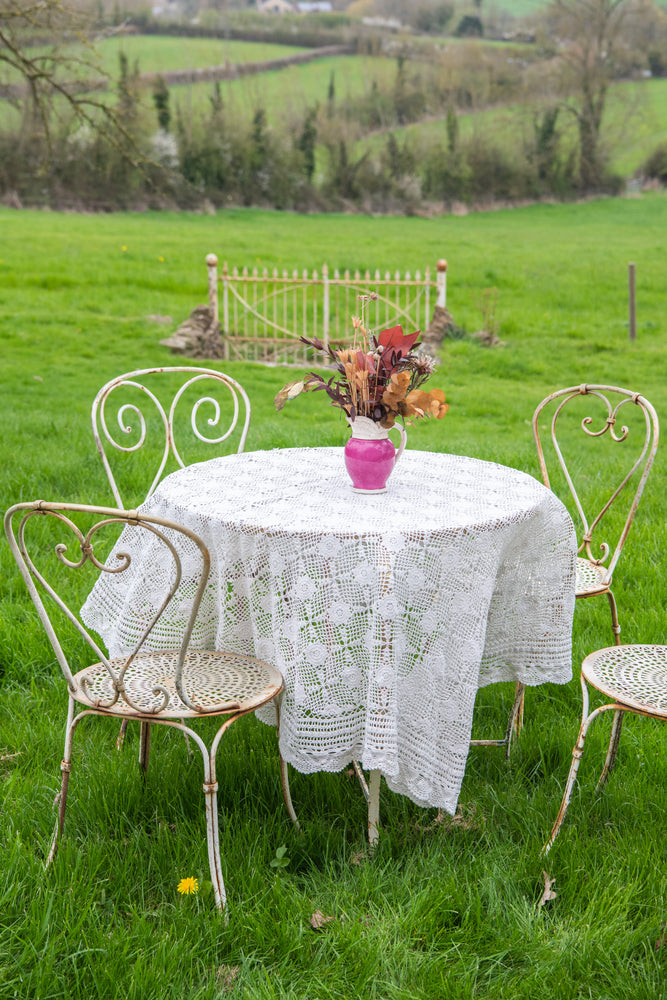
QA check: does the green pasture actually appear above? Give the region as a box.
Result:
[94,35,307,76]
[0,50,396,132]
[354,77,667,179]
[1,197,666,999]
[0,36,306,87]
[3,32,665,186]
[172,53,397,126]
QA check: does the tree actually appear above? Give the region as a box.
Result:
[297,108,318,183]
[152,75,171,132]
[547,0,630,188]
[0,0,134,155]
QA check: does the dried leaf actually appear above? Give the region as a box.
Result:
[350,851,366,867]
[274,381,306,411]
[538,871,557,908]
[656,924,667,950]
[310,910,335,931]
[214,965,240,991]
[416,803,482,833]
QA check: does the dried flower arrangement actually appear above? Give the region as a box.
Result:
[275,296,448,429]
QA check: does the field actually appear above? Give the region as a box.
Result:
[354,76,667,179]
[1,196,666,998]
[2,31,666,194]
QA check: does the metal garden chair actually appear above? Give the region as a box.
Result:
[91,366,251,508]
[531,383,659,804]
[543,643,667,852]
[4,500,298,914]
[532,384,659,645]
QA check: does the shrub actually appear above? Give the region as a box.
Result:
[647,49,667,78]
[641,143,667,183]
[455,15,483,38]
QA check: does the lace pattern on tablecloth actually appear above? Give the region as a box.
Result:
[81,448,576,813]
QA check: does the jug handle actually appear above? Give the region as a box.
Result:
[390,424,407,465]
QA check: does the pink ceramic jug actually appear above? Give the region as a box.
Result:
[344,416,407,493]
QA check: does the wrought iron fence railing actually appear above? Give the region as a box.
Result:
[206,254,448,364]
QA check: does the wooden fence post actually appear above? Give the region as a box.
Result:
[206,254,218,325]
[323,263,330,350]
[436,259,447,309]
[628,262,636,342]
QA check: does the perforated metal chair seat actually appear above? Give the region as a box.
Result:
[575,557,610,597]
[73,650,283,718]
[582,644,667,719]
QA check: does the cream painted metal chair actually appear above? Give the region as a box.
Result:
[4,500,298,914]
[532,384,659,645]
[543,643,667,852]
[92,367,251,508]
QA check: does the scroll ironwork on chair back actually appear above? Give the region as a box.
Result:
[4,501,217,715]
[532,384,659,587]
[91,366,251,508]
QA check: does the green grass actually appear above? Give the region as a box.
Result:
[93,35,307,76]
[0,49,397,133]
[355,77,667,179]
[170,53,396,125]
[0,35,307,89]
[1,198,666,998]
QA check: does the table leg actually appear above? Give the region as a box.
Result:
[368,769,381,846]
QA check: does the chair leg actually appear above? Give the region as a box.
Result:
[542,701,619,855]
[606,589,621,646]
[116,719,129,751]
[513,682,525,736]
[139,721,151,774]
[542,723,590,855]
[278,756,301,831]
[368,769,381,847]
[595,709,625,793]
[274,695,300,830]
[47,697,76,867]
[505,682,526,761]
[202,774,227,913]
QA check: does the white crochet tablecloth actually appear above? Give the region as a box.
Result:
[82,447,576,814]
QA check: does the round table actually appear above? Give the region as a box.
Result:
[82,447,576,815]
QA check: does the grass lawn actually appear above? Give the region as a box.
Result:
[1,196,666,998]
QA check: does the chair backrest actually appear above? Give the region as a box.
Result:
[532,384,659,583]
[91,367,251,507]
[4,500,215,715]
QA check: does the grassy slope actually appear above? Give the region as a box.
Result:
[1,198,666,999]
[355,77,667,178]
[94,35,307,76]
[2,36,665,179]
[0,36,308,86]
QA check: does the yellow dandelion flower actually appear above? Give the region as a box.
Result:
[177,876,199,895]
[122,245,127,251]
[158,256,164,262]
